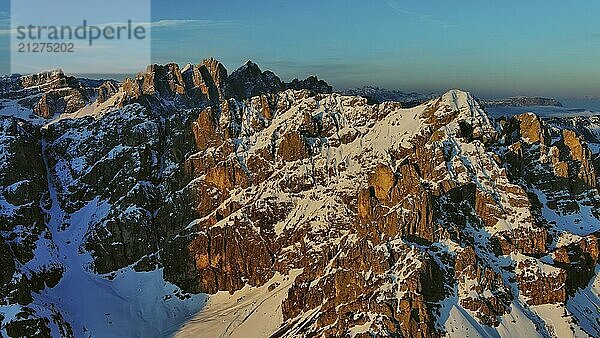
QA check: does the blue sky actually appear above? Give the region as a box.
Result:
[2,0,600,99]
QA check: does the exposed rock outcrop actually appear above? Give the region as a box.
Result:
[96,81,119,104]
[553,234,599,293]
[118,59,333,111]
[516,257,567,305]
[0,117,70,335]
[2,64,600,337]
[0,69,92,118]
[227,61,283,100]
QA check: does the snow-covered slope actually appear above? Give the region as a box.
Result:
[1,62,599,338]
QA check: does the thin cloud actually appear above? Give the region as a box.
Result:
[0,28,13,36]
[151,19,236,28]
[0,19,236,36]
[100,19,236,29]
[386,0,456,29]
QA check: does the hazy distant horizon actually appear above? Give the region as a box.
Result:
[0,65,598,112]
[2,0,599,101]
[1,67,599,111]
[67,70,600,112]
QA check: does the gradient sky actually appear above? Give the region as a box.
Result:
[2,0,600,99]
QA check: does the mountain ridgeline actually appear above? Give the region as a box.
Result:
[0,58,599,337]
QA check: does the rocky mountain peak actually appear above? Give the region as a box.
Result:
[19,69,69,89]
[240,59,261,72]
[423,89,499,144]
[201,56,226,70]
[0,69,94,119]
[284,75,332,94]
[228,60,283,99]
[117,58,332,110]
[2,61,600,337]
[1,59,334,120]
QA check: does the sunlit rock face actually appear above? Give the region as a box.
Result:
[1,61,600,337]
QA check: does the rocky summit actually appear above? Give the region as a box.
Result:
[0,59,599,338]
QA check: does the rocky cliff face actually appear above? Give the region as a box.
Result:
[0,69,101,119]
[0,59,331,122]
[120,59,331,113]
[0,117,71,337]
[1,61,599,338]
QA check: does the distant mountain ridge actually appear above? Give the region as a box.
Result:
[337,86,437,106]
[482,96,563,107]
[0,58,332,120]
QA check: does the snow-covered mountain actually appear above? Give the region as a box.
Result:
[1,59,599,337]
